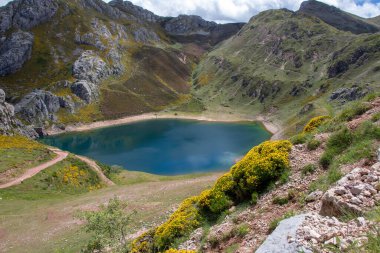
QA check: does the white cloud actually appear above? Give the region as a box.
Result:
[117,0,380,22]
[0,0,379,22]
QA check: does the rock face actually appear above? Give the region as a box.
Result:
[109,0,159,22]
[296,213,373,252]
[329,86,371,103]
[161,15,244,46]
[133,27,160,43]
[72,50,110,84]
[71,80,99,104]
[162,15,217,35]
[0,89,38,138]
[0,31,34,76]
[298,0,379,34]
[15,90,75,126]
[0,0,59,33]
[320,165,380,217]
[256,214,311,253]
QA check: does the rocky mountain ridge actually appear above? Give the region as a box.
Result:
[0,0,244,136]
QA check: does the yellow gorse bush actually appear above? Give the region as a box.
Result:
[164,249,196,253]
[0,135,44,149]
[154,196,202,249]
[303,116,331,133]
[231,140,292,195]
[56,165,102,190]
[130,140,292,252]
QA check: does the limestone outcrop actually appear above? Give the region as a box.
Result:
[0,89,38,138]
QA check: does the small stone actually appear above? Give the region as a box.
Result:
[334,187,347,195]
[363,190,372,197]
[306,190,323,202]
[350,185,365,196]
[325,237,338,246]
[350,197,362,205]
[356,217,366,227]
[309,229,321,239]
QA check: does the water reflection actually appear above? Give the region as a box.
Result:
[41,119,271,175]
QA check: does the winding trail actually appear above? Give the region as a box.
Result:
[0,148,68,189]
[75,155,115,186]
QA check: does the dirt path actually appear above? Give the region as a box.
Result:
[75,155,115,186]
[0,148,68,189]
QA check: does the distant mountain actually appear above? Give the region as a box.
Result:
[0,0,243,133]
[298,0,380,34]
[192,2,380,135]
[369,15,380,26]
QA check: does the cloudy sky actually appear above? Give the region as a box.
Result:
[1,0,380,23]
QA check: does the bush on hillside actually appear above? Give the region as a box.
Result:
[129,140,293,251]
[153,196,202,250]
[303,116,331,133]
[198,173,236,214]
[338,102,371,121]
[130,230,156,253]
[164,250,196,253]
[231,140,292,198]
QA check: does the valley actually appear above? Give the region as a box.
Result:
[0,0,380,252]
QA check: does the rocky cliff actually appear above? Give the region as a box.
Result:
[0,89,38,138]
[0,0,244,134]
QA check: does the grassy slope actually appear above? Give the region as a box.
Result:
[0,136,55,184]
[0,169,222,252]
[0,0,194,123]
[192,9,380,136]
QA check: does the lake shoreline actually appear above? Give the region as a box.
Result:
[46,112,282,139]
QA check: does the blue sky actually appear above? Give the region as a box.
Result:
[1,0,380,22]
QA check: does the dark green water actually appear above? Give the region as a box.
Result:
[41,119,271,175]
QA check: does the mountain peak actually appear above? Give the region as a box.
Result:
[298,0,380,34]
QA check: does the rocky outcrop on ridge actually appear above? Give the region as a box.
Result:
[0,0,59,33]
[15,90,75,126]
[109,0,159,22]
[0,89,38,138]
[72,50,110,84]
[0,31,34,76]
[329,86,371,103]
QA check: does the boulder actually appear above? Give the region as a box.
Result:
[15,90,61,125]
[71,80,99,103]
[0,31,34,76]
[0,0,59,33]
[256,214,311,253]
[0,89,38,138]
[72,50,110,84]
[329,86,371,103]
[133,27,160,43]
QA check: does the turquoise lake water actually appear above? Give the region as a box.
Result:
[41,119,271,175]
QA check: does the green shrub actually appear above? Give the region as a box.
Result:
[338,102,370,121]
[251,192,259,205]
[278,170,291,185]
[290,133,309,144]
[302,164,317,176]
[319,149,335,169]
[327,127,353,153]
[78,197,134,253]
[272,196,289,205]
[371,112,380,122]
[233,223,249,238]
[307,139,321,150]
